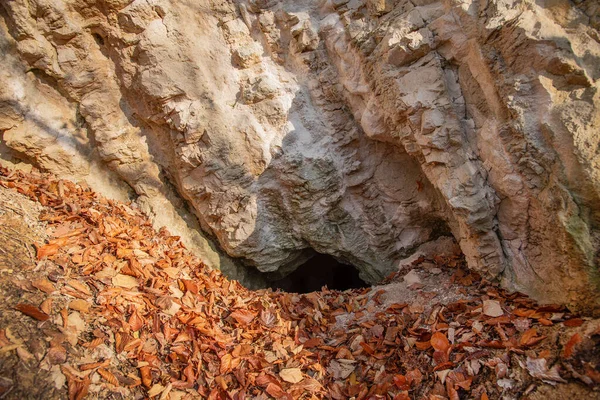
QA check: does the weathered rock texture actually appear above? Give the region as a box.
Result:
[0,0,599,311]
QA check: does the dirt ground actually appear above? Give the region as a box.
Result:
[0,169,599,400]
[0,185,66,399]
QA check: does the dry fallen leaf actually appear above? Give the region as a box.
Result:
[147,383,165,397]
[67,280,91,296]
[525,357,567,383]
[40,298,53,315]
[32,278,56,294]
[393,374,410,390]
[140,366,152,388]
[97,369,119,386]
[482,300,503,317]
[279,368,303,384]
[68,299,90,313]
[37,243,60,259]
[562,333,582,359]
[2,169,593,400]
[15,303,49,321]
[112,274,139,288]
[230,309,256,326]
[220,353,233,375]
[430,332,450,353]
[266,382,289,399]
[328,360,355,380]
[563,318,584,327]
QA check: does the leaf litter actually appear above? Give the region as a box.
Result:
[0,167,599,399]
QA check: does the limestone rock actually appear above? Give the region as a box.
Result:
[0,0,598,312]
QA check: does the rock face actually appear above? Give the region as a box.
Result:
[0,0,599,311]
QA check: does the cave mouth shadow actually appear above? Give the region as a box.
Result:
[267,253,368,294]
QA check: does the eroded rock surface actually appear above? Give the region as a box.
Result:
[0,0,598,311]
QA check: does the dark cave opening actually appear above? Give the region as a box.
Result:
[269,253,368,294]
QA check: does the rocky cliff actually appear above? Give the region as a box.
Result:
[0,0,599,312]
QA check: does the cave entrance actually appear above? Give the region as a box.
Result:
[269,253,368,293]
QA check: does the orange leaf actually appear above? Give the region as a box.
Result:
[279,368,303,384]
[519,328,538,346]
[359,342,375,355]
[230,309,256,326]
[139,366,152,388]
[513,309,534,317]
[32,278,56,294]
[15,303,49,321]
[431,332,450,352]
[393,392,410,400]
[393,375,410,390]
[37,243,60,259]
[406,369,423,386]
[266,382,290,400]
[415,341,431,350]
[128,310,144,332]
[220,353,233,375]
[562,333,582,359]
[97,368,119,386]
[256,373,278,387]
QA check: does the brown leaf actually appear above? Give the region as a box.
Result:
[230,309,256,326]
[525,357,567,383]
[520,328,538,346]
[303,337,323,348]
[415,341,431,350]
[139,366,152,388]
[431,332,450,353]
[15,303,49,321]
[147,383,165,397]
[68,300,90,313]
[37,243,60,259]
[40,298,53,315]
[266,382,291,400]
[256,373,279,387]
[128,310,144,332]
[112,274,138,288]
[433,350,449,364]
[220,353,233,375]
[32,278,56,294]
[406,369,423,386]
[562,333,582,359]
[394,392,410,400]
[328,360,355,379]
[279,368,303,384]
[79,360,110,371]
[563,318,584,327]
[260,309,276,327]
[98,368,119,386]
[359,341,375,355]
[393,375,410,390]
[67,280,91,296]
[482,300,503,317]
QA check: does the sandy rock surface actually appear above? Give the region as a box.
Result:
[0,0,599,311]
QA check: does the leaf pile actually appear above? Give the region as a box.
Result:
[0,168,599,400]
